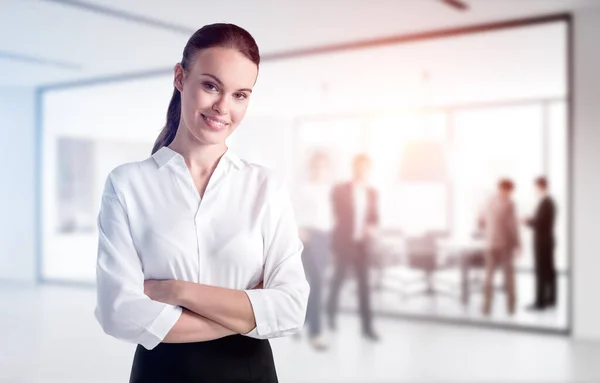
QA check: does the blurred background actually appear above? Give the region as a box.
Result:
[2,0,600,382]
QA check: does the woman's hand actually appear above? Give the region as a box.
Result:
[145,279,263,306]
[144,280,182,305]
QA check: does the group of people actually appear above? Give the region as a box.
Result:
[295,150,560,351]
[478,177,557,316]
[295,152,381,351]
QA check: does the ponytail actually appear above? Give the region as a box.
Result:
[152,87,181,154]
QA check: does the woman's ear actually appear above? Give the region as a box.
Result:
[174,63,184,92]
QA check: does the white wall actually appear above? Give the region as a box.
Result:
[41,78,170,282]
[0,88,36,283]
[573,10,600,340]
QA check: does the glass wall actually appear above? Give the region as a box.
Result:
[41,20,569,330]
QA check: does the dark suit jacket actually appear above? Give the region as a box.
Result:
[527,196,556,248]
[331,182,379,255]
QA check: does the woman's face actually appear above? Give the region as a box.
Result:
[175,47,258,146]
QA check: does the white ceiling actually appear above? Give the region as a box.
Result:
[0,0,597,87]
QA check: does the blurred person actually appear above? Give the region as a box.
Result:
[478,178,521,316]
[326,154,380,341]
[94,23,309,382]
[524,176,557,311]
[294,150,333,351]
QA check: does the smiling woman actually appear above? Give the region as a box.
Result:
[94,23,309,383]
[151,26,259,155]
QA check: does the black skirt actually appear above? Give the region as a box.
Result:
[129,335,278,383]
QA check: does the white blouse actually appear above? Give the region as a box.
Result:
[353,183,368,241]
[94,146,309,350]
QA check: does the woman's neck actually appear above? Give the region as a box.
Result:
[168,130,227,175]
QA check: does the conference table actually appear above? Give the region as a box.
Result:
[370,233,488,305]
[436,237,487,305]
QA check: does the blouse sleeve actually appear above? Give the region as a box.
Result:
[94,173,182,350]
[243,179,310,339]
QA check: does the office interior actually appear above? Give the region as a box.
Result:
[2,1,600,382]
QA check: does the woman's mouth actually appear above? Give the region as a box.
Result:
[201,114,229,131]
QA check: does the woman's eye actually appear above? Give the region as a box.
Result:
[203,82,218,92]
[234,93,248,100]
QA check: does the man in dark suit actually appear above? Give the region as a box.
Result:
[326,154,379,341]
[524,176,557,310]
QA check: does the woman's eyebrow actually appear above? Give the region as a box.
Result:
[201,73,253,93]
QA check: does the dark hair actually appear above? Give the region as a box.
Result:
[498,178,515,192]
[535,176,548,190]
[151,23,260,154]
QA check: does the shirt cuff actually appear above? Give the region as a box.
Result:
[139,304,182,350]
[243,289,274,338]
